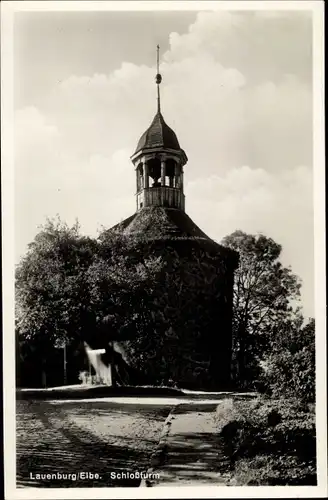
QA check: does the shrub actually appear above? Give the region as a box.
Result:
[231,455,317,486]
[261,318,315,404]
[216,397,316,485]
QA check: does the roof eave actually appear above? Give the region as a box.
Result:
[131,147,187,163]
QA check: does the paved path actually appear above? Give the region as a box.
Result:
[16,399,171,488]
[142,402,235,487]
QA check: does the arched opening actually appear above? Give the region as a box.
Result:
[166,159,176,187]
[147,158,162,187]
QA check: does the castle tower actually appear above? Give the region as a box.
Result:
[131,46,187,212]
[107,47,239,390]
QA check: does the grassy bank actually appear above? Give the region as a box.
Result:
[216,396,316,486]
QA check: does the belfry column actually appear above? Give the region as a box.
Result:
[174,163,180,188]
[136,166,140,193]
[181,168,184,209]
[144,162,149,188]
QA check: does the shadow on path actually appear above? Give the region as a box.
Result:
[16,400,170,488]
[150,431,231,485]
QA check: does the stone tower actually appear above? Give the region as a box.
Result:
[107,47,238,390]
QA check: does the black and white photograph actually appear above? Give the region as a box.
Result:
[1,0,326,498]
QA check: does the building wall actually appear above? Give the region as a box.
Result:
[119,239,237,390]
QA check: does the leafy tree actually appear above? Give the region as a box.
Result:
[15,218,99,385]
[262,316,315,403]
[221,230,301,389]
[16,218,98,346]
[15,221,164,386]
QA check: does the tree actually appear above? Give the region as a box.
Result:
[15,218,99,386]
[15,221,164,386]
[221,230,301,389]
[16,218,98,345]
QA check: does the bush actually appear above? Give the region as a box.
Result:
[261,318,315,404]
[216,397,316,485]
[231,455,317,486]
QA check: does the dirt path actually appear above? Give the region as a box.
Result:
[16,399,171,488]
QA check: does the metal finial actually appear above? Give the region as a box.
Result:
[156,44,160,74]
[155,44,162,113]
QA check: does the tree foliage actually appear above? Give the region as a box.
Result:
[16,221,163,347]
[15,220,165,385]
[87,229,164,343]
[221,230,302,388]
[16,218,98,349]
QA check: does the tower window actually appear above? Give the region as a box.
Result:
[166,159,176,177]
[147,158,161,185]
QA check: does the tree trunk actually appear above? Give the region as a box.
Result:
[237,330,246,389]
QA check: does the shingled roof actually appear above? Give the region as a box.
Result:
[135,112,181,154]
[111,206,238,265]
[118,206,207,238]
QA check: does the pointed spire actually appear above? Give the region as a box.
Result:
[155,44,162,113]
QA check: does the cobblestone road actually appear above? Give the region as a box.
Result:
[16,399,171,488]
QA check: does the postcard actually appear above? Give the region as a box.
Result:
[1,1,326,499]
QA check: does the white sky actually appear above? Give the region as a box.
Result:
[14,8,314,317]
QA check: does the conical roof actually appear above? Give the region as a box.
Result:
[135,112,181,154]
[110,206,239,267]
